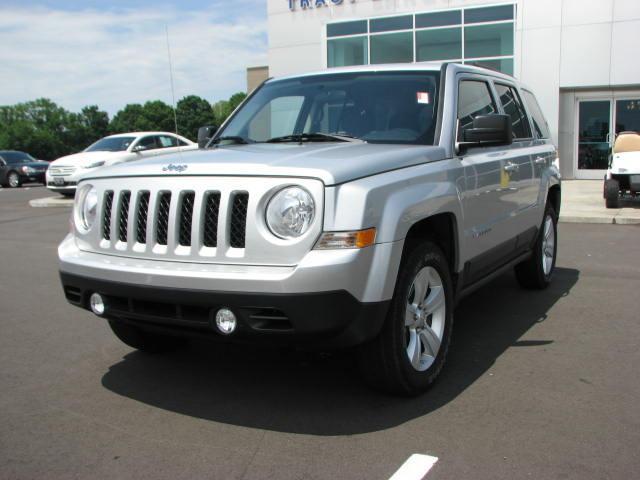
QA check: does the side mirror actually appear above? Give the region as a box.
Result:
[462,114,513,147]
[132,144,147,153]
[198,125,219,149]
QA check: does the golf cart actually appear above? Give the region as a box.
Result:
[604,131,640,208]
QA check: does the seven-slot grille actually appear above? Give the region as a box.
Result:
[100,189,249,250]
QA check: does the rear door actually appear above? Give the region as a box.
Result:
[492,82,539,232]
[522,88,555,205]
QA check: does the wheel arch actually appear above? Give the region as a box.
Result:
[402,212,459,278]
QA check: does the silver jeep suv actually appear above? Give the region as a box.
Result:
[59,63,560,395]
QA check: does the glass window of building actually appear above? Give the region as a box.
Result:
[328,37,368,68]
[327,20,367,38]
[464,23,514,59]
[416,27,462,62]
[326,4,515,76]
[370,32,414,64]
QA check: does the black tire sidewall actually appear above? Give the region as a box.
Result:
[8,172,21,188]
[537,205,558,285]
[388,242,454,393]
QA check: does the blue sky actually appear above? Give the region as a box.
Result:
[0,0,268,115]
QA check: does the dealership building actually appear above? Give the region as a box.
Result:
[249,0,640,180]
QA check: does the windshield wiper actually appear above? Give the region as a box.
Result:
[211,136,251,146]
[266,132,363,144]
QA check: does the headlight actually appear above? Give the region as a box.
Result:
[265,186,315,239]
[21,166,35,174]
[75,185,98,232]
[84,161,105,169]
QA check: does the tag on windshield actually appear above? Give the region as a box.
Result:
[417,92,430,104]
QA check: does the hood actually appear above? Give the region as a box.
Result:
[83,143,447,186]
[21,161,49,170]
[51,151,124,168]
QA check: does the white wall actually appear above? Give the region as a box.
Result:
[268,0,640,153]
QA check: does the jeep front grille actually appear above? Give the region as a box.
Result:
[229,192,249,248]
[100,188,248,250]
[203,192,221,248]
[118,191,131,243]
[156,192,172,246]
[136,191,150,244]
[102,191,114,241]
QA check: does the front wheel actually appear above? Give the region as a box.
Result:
[604,179,620,208]
[108,320,186,353]
[7,171,21,188]
[357,241,454,396]
[515,203,558,289]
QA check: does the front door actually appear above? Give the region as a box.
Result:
[575,96,640,180]
[576,99,611,180]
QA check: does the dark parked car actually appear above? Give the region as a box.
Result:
[0,151,49,188]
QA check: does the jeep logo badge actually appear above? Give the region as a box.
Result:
[162,164,188,173]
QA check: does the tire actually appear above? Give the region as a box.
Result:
[7,171,21,188]
[108,320,186,353]
[515,203,558,290]
[357,241,454,396]
[604,179,620,209]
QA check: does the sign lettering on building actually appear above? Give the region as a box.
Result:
[288,0,355,11]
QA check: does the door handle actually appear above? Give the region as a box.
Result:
[534,157,546,165]
[504,162,519,172]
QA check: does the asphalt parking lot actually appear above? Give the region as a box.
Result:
[1,187,639,479]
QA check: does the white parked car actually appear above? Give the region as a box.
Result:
[604,131,640,208]
[46,132,197,196]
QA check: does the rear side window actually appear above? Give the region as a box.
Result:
[522,90,550,139]
[495,83,532,139]
[457,79,498,141]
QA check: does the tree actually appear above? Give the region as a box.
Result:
[176,95,214,141]
[109,100,175,134]
[212,92,248,126]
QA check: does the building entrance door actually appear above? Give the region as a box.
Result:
[575,95,640,180]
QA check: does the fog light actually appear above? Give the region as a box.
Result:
[89,293,105,316]
[215,308,237,335]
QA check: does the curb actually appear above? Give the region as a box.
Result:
[29,197,74,208]
[560,215,640,225]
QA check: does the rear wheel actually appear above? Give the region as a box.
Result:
[7,171,21,188]
[357,241,453,396]
[108,320,186,353]
[515,203,558,289]
[604,179,620,208]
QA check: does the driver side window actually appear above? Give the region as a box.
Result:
[457,79,498,142]
[136,136,159,150]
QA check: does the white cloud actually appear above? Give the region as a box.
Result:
[0,4,268,115]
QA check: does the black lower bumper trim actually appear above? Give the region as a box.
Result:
[60,272,389,348]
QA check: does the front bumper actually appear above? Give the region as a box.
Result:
[58,234,403,347]
[60,272,389,348]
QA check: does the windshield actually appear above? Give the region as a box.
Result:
[86,136,136,152]
[2,152,36,164]
[218,71,440,145]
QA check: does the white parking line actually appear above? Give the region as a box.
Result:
[389,454,439,480]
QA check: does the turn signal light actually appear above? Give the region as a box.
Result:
[314,228,377,250]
